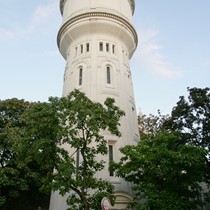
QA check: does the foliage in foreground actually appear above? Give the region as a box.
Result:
[0,90,124,210]
[0,98,56,209]
[113,87,210,209]
[1,87,209,209]
[163,87,210,153]
[50,90,124,210]
[0,98,32,208]
[112,131,207,209]
[163,87,210,187]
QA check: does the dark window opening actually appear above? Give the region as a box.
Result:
[112,45,115,53]
[107,66,111,84]
[99,42,103,51]
[106,43,109,52]
[86,43,90,52]
[79,68,83,85]
[109,145,114,176]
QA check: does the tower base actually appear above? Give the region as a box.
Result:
[49,191,133,210]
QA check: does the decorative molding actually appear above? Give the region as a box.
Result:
[114,191,133,201]
[57,12,138,49]
[101,90,119,97]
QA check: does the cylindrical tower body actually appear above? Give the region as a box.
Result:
[50,1,139,209]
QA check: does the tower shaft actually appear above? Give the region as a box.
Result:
[50,1,139,209]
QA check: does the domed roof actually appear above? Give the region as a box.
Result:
[60,0,135,15]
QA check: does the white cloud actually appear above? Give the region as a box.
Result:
[0,26,26,40]
[0,28,15,40]
[31,1,58,26]
[0,1,59,40]
[134,28,182,78]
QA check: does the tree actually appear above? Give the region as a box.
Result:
[50,90,125,210]
[163,87,210,187]
[0,99,59,209]
[163,87,210,151]
[112,131,208,210]
[17,100,63,210]
[0,98,32,207]
[138,110,169,138]
[21,101,61,192]
[116,87,210,209]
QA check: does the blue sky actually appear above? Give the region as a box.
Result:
[0,0,209,115]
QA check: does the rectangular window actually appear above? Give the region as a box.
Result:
[99,42,103,51]
[79,68,83,85]
[112,44,115,53]
[86,43,90,52]
[80,45,83,53]
[109,145,114,176]
[106,43,109,52]
[107,67,111,84]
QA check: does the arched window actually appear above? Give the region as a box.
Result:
[106,66,111,84]
[79,67,83,85]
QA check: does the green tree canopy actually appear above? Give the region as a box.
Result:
[163,87,210,151]
[0,98,58,209]
[138,110,169,138]
[163,87,210,186]
[0,90,124,210]
[50,90,125,210]
[112,131,208,210]
[0,98,32,207]
[115,87,210,209]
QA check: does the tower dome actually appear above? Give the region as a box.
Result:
[60,0,135,15]
[49,1,139,209]
[57,0,138,60]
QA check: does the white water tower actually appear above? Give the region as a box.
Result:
[50,0,139,209]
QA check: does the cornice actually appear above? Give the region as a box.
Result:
[57,11,138,48]
[60,0,135,15]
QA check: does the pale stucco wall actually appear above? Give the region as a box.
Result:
[49,0,138,209]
